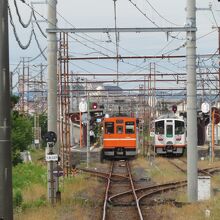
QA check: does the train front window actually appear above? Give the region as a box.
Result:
[166,125,173,137]
[117,126,123,134]
[175,121,185,135]
[155,121,164,135]
[105,122,114,134]
[125,122,135,134]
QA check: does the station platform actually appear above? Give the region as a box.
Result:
[70,145,102,165]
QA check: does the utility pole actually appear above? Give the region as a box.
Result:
[186,0,198,202]
[0,0,13,219]
[47,0,58,202]
[86,93,90,168]
[218,27,220,94]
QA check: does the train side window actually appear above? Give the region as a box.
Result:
[105,122,114,134]
[175,121,185,135]
[155,121,164,134]
[117,126,123,134]
[125,122,135,134]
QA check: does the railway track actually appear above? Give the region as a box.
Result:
[96,160,187,220]
[79,159,220,219]
[102,160,143,220]
[167,158,220,176]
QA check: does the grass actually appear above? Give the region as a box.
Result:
[13,150,104,220]
[14,173,103,220]
[133,156,220,219]
[13,152,220,220]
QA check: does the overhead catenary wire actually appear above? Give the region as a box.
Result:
[12,0,220,95]
[33,29,47,60]
[33,10,47,38]
[143,0,180,26]
[128,0,185,40]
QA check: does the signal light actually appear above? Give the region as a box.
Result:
[91,102,98,109]
[172,105,177,113]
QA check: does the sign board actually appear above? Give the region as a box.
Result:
[198,176,211,200]
[79,100,87,112]
[34,139,40,144]
[201,102,210,113]
[53,165,64,177]
[46,154,58,162]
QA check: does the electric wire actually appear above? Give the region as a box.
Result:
[8,5,34,50]
[13,0,33,28]
[144,0,179,26]
[28,47,47,63]
[128,0,184,40]
[33,29,47,60]
[33,10,47,38]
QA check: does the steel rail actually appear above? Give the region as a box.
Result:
[168,159,215,176]
[137,182,187,205]
[108,180,186,203]
[126,161,144,220]
[102,161,114,220]
[79,168,129,180]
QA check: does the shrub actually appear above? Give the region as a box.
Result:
[13,189,23,208]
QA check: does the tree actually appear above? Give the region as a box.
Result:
[11,112,33,166]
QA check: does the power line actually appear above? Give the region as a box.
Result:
[33,29,47,60]
[13,0,33,28]
[143,0,179,26]
[8,5,34,49]
[33,10,47,38]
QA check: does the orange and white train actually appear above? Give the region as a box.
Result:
[101,116,137,159]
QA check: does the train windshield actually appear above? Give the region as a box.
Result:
[175,120,185,135]
[105,122,114,134]
[125,122,135,134]
[155,121,164,135]
[117,126,123,134]
[166,125,173,137]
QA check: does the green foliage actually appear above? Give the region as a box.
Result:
[11,112,33,165]
[13,189,23,208]
[13,163,47,189]
[11,95,19,107]
[13,163,47,210]
[39,113,47,139]
[22,197,47,210]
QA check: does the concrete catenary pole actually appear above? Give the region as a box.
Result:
[186,0,198,202]
[47,0,58,202]
[0,0,13,219]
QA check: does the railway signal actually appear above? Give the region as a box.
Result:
[172,104,177,113]
[91,102,98,109]
[44,131,59,205]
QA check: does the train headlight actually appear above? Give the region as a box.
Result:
[158,136,163,141]
[176,136,181,141]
